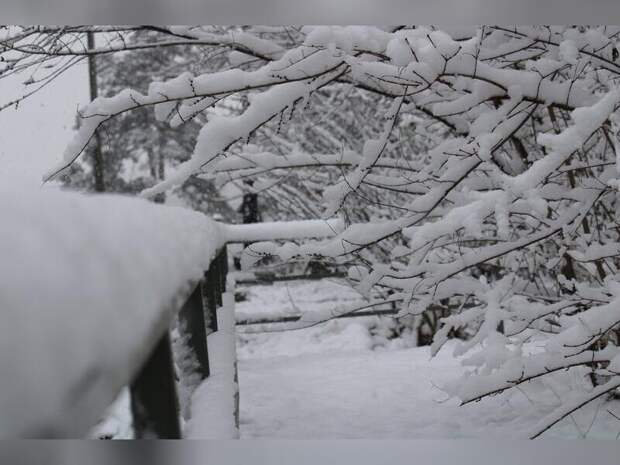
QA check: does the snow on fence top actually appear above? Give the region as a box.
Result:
[220,218,344,243]
[0,185,223,437]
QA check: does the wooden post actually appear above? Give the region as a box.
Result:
[130,333,181,439]
[210,255,223,308]
[219,247,228,292]
[232,287,240,430]
[203,267,219,333]
[178,282,210,379]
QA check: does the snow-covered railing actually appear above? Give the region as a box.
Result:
[220,218,344,243]
[0,186,235,438]
[235,299,400,327]
[1,183,358,438]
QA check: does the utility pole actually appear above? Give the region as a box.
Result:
[87,31,105,192]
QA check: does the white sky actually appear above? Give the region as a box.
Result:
[0,62,89,187]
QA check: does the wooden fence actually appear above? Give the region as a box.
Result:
[130,247,232,439]
[5,246,232,439]
[3,218,346,438]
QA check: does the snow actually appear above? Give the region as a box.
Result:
[236,281,620,439]
[0,183,223,437]
[0,61,87,187]
[323,96,403,217]
[559,39,579,64]
[241,345,493,439]
[142,54,345,197]
[235,279,371,336]
[89,388,133,439]
[221,218,344,243]
[185,291,240,439]
[509,88,620,193]
[211,148,367,173]
[168,27,285,61]
[47,44,345,192]
[6,24,620,441]
[74,278,620,440]
[303,26,390,56]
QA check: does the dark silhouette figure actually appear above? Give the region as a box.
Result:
[234,180,261,270]
[239,191,260,224]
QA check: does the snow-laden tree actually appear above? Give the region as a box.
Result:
[29,28,236,218]
[4,25,620,437]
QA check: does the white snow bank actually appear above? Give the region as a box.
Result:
[0,184,224,437]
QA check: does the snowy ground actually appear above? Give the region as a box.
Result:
[93,278,620,439]
[235,280,620,439]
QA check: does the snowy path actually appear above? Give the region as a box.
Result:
[240,346,485,438]
[236,281,620,439]
[238,344,554,439]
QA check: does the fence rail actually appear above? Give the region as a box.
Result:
[235,302,400,326]
[234,271,347,286]
[5,245,231,439]
[129,246,231,439]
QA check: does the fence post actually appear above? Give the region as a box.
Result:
[203,247,228,333]
[130,333,181,439]
[210,253,223,308]
[178,282,210,379]
[203,268,219,334]
[219,247,228,292]
[219,247,237,429]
